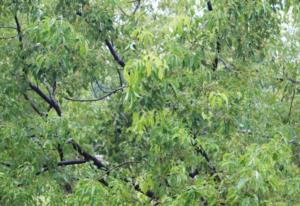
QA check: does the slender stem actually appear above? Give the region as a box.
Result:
[64,85,126,102]
[287,89,296,122]
[14,14,23,49]
[0,36,17,40]
[0,26,16,29]
[23,93,44,117]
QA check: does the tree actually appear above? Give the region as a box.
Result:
[0,0,299,205]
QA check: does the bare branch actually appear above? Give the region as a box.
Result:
[36,159,88,175]
[105,39,126,67]
[29,82,62,116]
[14,14,23,49]
[132,0,141,15]
[64,85,126,102]
[70,140,108,170]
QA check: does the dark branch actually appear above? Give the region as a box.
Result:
[37,159,88,175]
[133,0,141,14]
[207,1,213,11]
[0,162,11,167]
[212,39,221,70]
[64,85,126,102]
[206,1,221,71]
[14,14,23,49]
[133,183,157,201]
[29,82,62,116]
[105,39,125,67]
[57,144,64,161]
[277,77,300,84]
[15,15,62,116]
[70,140,107,170]
[193,143,221,182]
[69,140,157,200]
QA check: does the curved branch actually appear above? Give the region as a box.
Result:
[106,160,140,174]
[64,85,126,102]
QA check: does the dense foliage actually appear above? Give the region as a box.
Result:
[0,0,299,205]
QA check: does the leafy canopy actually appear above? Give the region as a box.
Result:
[0,0,299,205]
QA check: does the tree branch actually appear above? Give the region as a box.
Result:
[14,14,23,49]
[287,89,296,122]
[0,35,17,40]
[70,140,108,170]
[206,1,221,71]
[23,93,44,117]
[57,144,64,161]
[106,160,140,174]
[64,85,126,102]
[207,1,213,11]
[132,0,141,15]
[36,159,88,175]
[15,15,62,117]
[105,39,126,67]
[0,25,16,30]
[191,141,221,182]
[29,82,62,116]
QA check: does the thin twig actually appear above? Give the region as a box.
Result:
[64,85,126,102]
[287,89,296,122]
[106,160,140,174]
[0,35,17,40]
[23,93,44,117]
[0,26,16,30]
